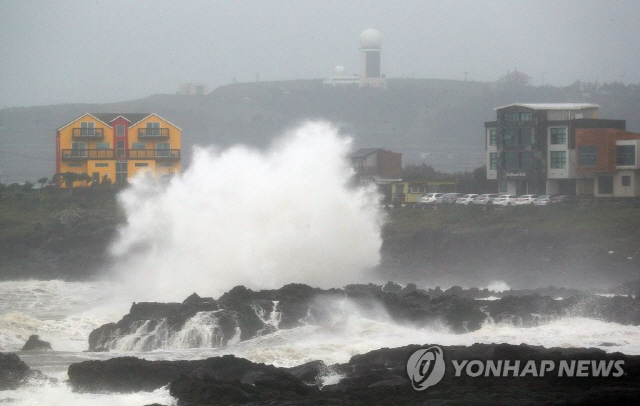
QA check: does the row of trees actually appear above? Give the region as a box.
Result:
[1,172,113,191]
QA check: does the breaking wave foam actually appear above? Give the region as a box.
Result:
[110,122,383,302]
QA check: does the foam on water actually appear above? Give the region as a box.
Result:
[3,280,640,406]
[0,382,175,406]
[109,121,383,303]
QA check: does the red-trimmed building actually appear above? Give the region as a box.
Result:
[56,113,181,187]
[575,128,640,197]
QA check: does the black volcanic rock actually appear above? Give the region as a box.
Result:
[70,344,640,405]
[21,335,52,351]
[68,354,311,398]
[88,293,225,351]
[486,294,566,325]
[86,284,640,355]
[0,352,52,390]
[284,360,328,385]
[485,293,640,327]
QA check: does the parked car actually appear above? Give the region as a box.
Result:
[417,192,444,205]
[533,195,553,206]
[492,194,518,207]
[438,193,464,204]
[472,194,498,205]
[455,194,479,205]
[515,194,538,205]
[550,195,577,206]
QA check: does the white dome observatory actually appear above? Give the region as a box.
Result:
[359,28,382,49]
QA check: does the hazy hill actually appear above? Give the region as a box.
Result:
[1,78,639,184]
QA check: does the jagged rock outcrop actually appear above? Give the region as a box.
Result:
[485,293,640,326]
[67,354,312,397]
[21,335,52,351]
[0,353,53,390]
[87,283,640,353]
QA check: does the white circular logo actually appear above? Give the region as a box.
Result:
[406,346,446,390]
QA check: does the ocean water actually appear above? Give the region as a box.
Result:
[3,123,639,404]
[2,279,640,406]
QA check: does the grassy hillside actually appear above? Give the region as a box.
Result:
[378,203,640,289]
[2,79,639,184]
[0,185,122,279]
[1,185,638,290]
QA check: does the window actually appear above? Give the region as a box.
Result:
[519,112,532,121]
[147,122,161,136]
[95,142,110,149]
[503,111,531,122]
[116,140,125,158]
[132,142,146,150]
[598,175,613,194]
[80,122,95,136]
[578,146,597,166]
[158,161,174,167]
[489,152,498,170]
[95,163,109,167]
[504,112,518,122]
[115,160,127,184]
[134,162,149,167]
[71,142,87,157]
[67,162,82,167]
[616,145,635,166]
[489,129,496,146]
[156,142,171,157]
[503,129,517,147]
[550,127,567,145]
[550,151,566,169]
[521,151,533,170]
[116,125,125,136]
[622,175,631,187]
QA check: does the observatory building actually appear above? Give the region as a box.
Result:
[323,28,386,89]
[359,28,386,89]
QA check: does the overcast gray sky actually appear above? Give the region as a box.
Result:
[1,0,639,108]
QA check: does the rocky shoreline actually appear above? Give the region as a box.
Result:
[64,343,640,405]
[87,283,640,352]
[3,283,640,405]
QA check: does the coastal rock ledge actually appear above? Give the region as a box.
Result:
[87,284,640,353]
[0,353,53,390]
[67,343,640,405]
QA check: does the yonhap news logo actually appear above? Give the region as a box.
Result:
[406,346,625,391]
[406,346,446,390]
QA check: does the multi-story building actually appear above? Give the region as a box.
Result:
[575,128,640,197]
[484,103,625,195]
[348,148,402,183]
[56,113,181,187]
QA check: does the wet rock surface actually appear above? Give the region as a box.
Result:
[66,344,640,405]
[0,353,53,390]
[89,282,640,351]
[87,284,640,352]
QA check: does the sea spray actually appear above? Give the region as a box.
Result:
[110,122,384,302]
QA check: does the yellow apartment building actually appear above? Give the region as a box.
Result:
[56,113,181,187]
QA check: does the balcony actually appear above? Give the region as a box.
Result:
[72,128,104,138]
[128,149,181,159]
[61,149,114,159]
[138,128,170,138]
